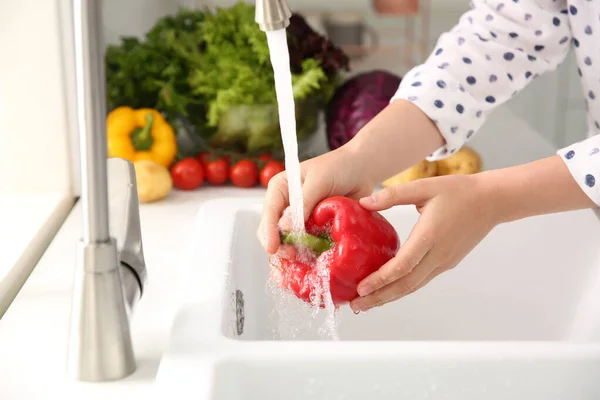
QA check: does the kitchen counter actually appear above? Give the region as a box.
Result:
[0,186,267,399]
[0,192,73,316]
[0,107,559,399]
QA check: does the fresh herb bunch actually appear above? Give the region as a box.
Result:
[105,8,210,134]
[105,3,350,141]
[188,2,349,127]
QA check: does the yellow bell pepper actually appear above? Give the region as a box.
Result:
[106,106,178,168]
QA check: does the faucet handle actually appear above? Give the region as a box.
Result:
[107,158,148,296]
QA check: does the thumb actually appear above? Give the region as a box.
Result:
[360,180,433,212]
[301,177,330,222]
[278,176,329,230]
[356,220,432,297]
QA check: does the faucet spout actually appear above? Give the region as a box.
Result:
[255,0,292,31]
[67,0,147,382]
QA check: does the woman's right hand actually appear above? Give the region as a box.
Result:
[257,146,377,255]
[257,100,445,256]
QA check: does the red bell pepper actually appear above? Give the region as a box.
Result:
[269,196,400,307]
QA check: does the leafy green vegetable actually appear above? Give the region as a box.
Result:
[188,2,337,127]
[292,59,328,99]
[104,2,349,151]
[105,8,210,135]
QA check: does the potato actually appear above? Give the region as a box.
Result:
[133,160,173,203]
[382,159,438,187]
[436,146,483,176]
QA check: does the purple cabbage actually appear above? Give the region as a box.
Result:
[326,70,402,150]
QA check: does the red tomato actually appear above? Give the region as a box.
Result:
[205,158,229,185]
[259,160,285,188]
[229,159,258,188]
[171,158,204,190]
[258,153,272,162]
[197,152,211,166]
[223,151,241,166]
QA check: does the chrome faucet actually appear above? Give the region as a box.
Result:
[255,0,292,31]
[67,0,147,382]
[65,0,288,383]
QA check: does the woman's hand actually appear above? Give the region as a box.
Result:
[349,154,598,312]
[257,147,377,256]
[349,174,502,312]
[257,100,445,256]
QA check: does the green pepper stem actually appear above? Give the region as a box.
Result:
[137,113,154,142]
[280,231,332,256]
[131,113,155,151]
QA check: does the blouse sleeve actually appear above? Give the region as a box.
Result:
[392,0,572,160]
[558,136,600,206]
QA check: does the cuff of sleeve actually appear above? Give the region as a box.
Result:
[391,66,487,161]
[557,141,600,207]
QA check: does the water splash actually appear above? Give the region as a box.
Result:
[313,251,340,340]
[264,28,340,340]
[266,252,340,340]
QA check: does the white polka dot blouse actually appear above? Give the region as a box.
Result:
[393,0,600,206]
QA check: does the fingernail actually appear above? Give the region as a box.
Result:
[360,194,376,204]
[351,301,370,313]
[265,238,276,255]
[357,285,372,297]
[275,244,296,260]
[278,215,292,231]
[261,229,274,254]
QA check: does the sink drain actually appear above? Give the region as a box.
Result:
[235,289,244,336]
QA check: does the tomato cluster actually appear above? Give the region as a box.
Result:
[169,151,285,191]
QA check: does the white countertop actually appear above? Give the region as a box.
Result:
[0,187,267,399]
[0,107,558,399]
[0,191,73,316]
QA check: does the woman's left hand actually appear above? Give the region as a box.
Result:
[350,173,503,313]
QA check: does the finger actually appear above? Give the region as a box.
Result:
[350,262,435,312]
[274,244,297,260]
[278,175,328,231]
[359,180,433,212]
[259,173,289,254]
[300,175,330,223]
[356,223,432,297]
[278,208,292,232]
[408,268,444,294]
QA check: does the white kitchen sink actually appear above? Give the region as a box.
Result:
[154,197,600,399]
